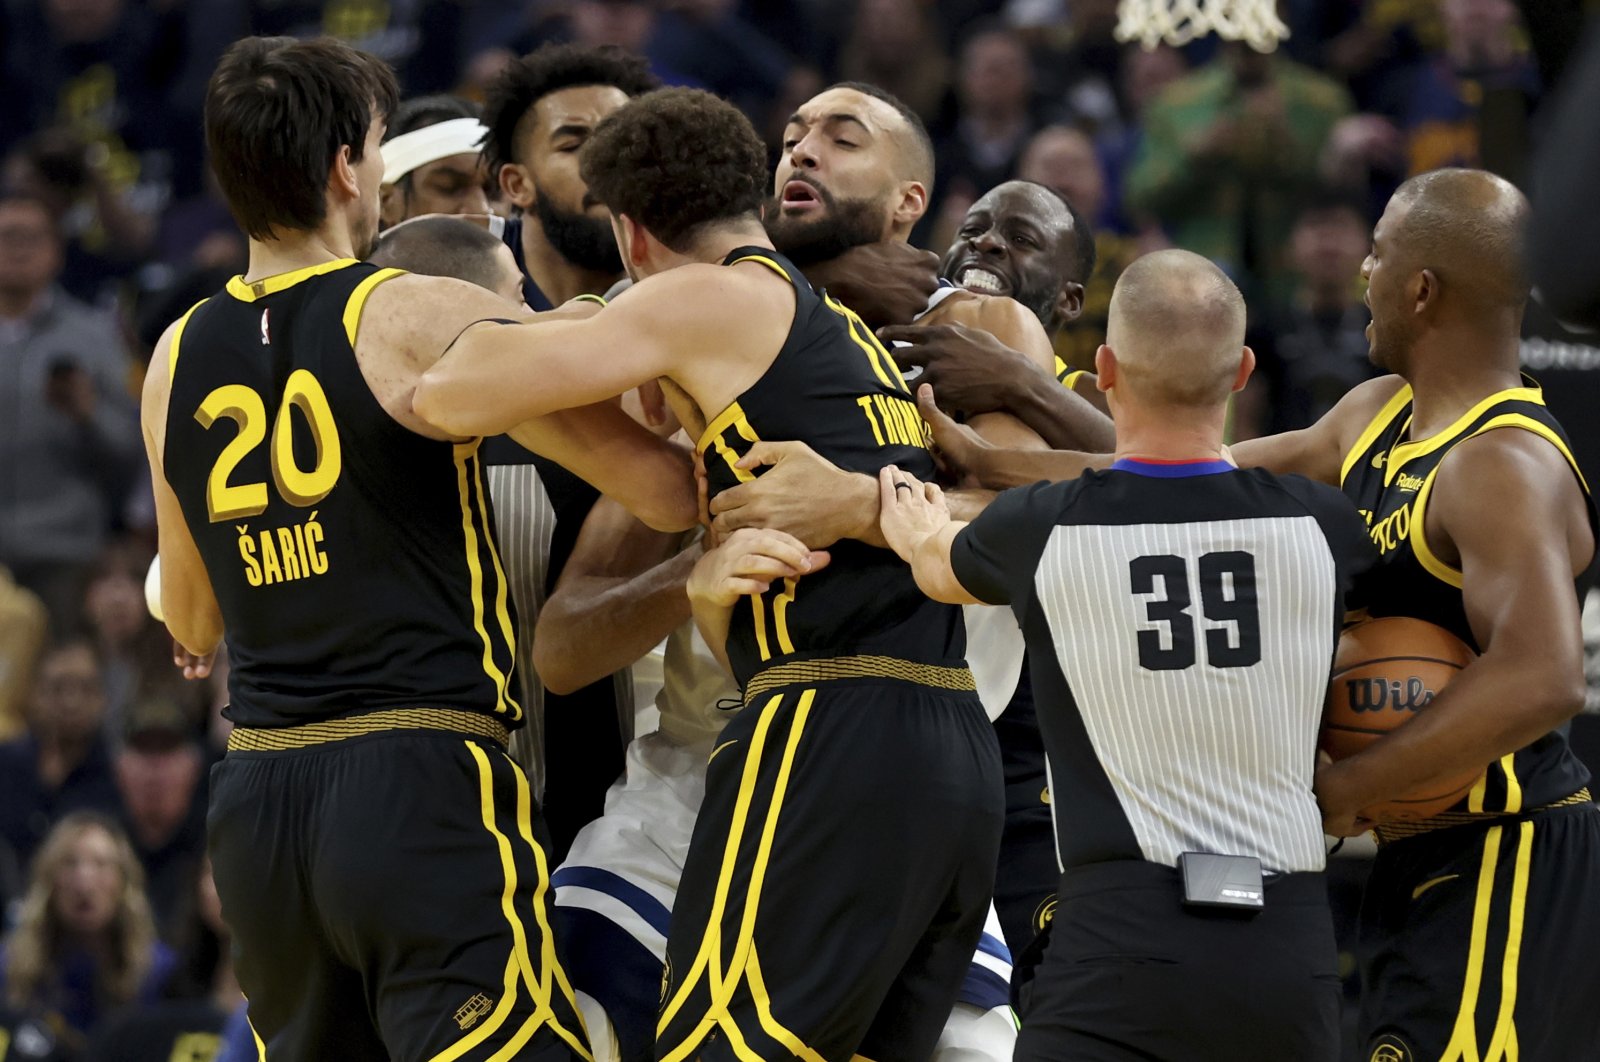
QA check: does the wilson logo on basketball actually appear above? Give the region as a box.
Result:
[1345,677,1437,713]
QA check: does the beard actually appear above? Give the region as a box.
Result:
[536,194,623,274]
[765,185,889,266]
[1012,278,1059,332]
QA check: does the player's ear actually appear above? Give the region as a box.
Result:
[330,144,359,201]
[891,180,929,230]
[1094,344,1116,389]
[1412,268,1438,317]
[499,162,536,211]
[1232,345,1256,394]
[619,215,650,267]
[1055,281,1085,325]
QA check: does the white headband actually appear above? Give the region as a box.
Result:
[381,118,488,182]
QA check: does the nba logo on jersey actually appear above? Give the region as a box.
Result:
[261,308,271,345]
[1369,1035,1411,1061]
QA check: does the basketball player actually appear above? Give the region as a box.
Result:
[924,169,1600,1062]
[415,87,1003,1062]
[471,43,660,852]
[881,248,1370,1062]
[144,37,695,1059]
[371,216,526,304]
[377,95,489,229]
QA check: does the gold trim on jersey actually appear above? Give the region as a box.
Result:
[226,706,510,752]
[1406,412,1590,591]
[166,298,208,378]
[1433,820,1535,1062]
[823,292,907,393]
[1372,787,1590,844]
[742,654,977,704]
[1384,385,1545,482]
[658,691,824,1062]
[225,258,360,303]
[1061,369,1086,391]
[436,743,593,1062]
[728,253,793,282]
[342,266,405,347]
[1339,382,1413,487]
[455,442,523,720]
[698,401,760,486]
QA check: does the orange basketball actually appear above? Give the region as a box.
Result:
[1321,617,1480,822]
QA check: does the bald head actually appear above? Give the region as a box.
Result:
[370,215,525,304]
[1106,249,1247,407]
[1387,168,1529,312]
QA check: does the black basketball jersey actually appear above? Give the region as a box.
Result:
[1340,378,1598,817]
[698,248,965,686]
[163,259,522,728]
[952,461,1377,874]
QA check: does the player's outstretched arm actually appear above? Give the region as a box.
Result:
[878,466,980,605]
[918,385,1109,489]
[1230,375,1406,484]
[142,322,223,658]
[1315,430,1595,835]
[686,529,830,675]
[413,266,727,436]
[534,497,696,695]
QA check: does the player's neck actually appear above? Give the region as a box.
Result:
[521,216,619,305]
[1404,331,1524,439]
[688,224,773,265]
[244,229,358,282]
[1110,406,1230,465]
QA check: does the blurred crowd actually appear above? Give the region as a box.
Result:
[0,0,1590,1057]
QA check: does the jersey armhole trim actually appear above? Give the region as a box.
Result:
[166,298,209,379]
[1410,413,1588,590]
[343,267,407,349]
[1060,369,1086,391]
[1339,383,1413,487]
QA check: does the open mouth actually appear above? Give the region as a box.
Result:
[780,180,824,212]
[957,265,1009,296]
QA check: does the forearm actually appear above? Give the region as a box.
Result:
[1334,658,1584,809]
[690,594,736,677]
[1009,371,1115,452]
[907,523,977,604]
[534,547,699,694]
[966,446,1108,490]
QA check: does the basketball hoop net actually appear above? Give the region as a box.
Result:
[1115,0,1290,53]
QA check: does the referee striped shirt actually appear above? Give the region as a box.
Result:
[950,458,1376,875]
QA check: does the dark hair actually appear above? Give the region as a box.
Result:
[482,44,658,175]
[370,216,510,293]
[826,81,935,192]
[204,36,400,241]
[580,88,768,253]
[385,94,480,140]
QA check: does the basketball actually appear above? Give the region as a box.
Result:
[1321,617,1481,822]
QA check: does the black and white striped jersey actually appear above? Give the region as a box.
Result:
[951,459,1377,875]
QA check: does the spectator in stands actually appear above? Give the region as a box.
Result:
[112,696,208,939]
[378,95,490,231]
[838,0,951,121]
[0,812,173,1055]
[927,23,1039,247]
[1238,189,1376,437]
[1018,124,1147,372]
[1395,0,1537,176]
[82,545,167,737]
[0,642,123,872]
[83,858,235,1062]
[0,194,142,635]
[1097,43,1187,234]
[648,0,796,120]
[1125,43,1351,303]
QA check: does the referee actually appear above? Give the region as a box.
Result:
[880,249,1373,1061]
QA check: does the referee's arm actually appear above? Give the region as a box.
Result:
[878,467,983,605]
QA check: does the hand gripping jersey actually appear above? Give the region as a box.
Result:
[698,248,966,685]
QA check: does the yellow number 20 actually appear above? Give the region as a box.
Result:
[194,370,342,522]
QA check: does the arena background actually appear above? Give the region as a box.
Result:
[1,1,1598,1059]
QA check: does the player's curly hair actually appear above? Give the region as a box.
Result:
[481,44,658,174]
[580,88,769,253]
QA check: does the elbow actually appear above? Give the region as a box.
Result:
[413,372,499,437]
[637,496,698,534]
[532,642,583,696]
[1532,670,1588,730]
